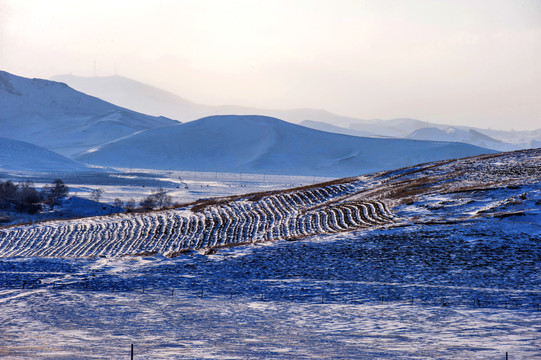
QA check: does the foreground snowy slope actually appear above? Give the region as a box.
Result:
[76,115,493,177]
[0,137,92,172]
[1,148,538,258]
[0,71,177,157]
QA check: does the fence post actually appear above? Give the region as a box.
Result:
[131,343,134,360]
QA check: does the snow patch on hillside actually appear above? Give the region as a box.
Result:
[0,137,92,172]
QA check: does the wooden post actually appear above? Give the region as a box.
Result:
[131,343,134,360]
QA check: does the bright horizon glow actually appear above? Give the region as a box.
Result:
[1,0,540,130]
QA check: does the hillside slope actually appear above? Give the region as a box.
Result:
[1,71,177,157]
[2,148,537,258]
[0,137,93,172]
[76,115,493,177]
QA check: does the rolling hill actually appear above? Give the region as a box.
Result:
[75,115,494,177]
[52,74,541,151]
[1,71,177,157]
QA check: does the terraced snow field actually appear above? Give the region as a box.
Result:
[0,181,395,257]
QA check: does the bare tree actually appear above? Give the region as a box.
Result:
[152,187,172,208]
[90,188,104,203]
[42,179,69,210]
[113,198,123,208]
[125,198,136,211]
[0,180,17,210]
[139,188,172,210]
[15,182,42,214]
[139,196,156,210]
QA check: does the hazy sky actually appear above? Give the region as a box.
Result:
[1,0,540,130]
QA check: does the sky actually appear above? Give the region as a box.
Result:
[1,0,540,130]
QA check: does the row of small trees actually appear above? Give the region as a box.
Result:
[0,179,69,214]
[109,188,173,211]
[139,188,173,210]
[0,179,175,215]
[91,187,173,211]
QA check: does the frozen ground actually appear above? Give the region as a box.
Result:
[0,219,539,359]
[0,150,539,358]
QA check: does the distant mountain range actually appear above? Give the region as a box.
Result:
[0,71,496,176]
[76,115,493,177]
[52,74,541,151]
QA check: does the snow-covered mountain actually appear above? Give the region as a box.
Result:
[348,118,433,137]
[52,74,541,150]
[76,115,493,177]
[50,74,210,122]
[51,74,363,126]
[1,71,177,157]
[299,120,379,138]
[0,137,92,172]
[406,127,516,152]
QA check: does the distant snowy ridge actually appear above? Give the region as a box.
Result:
[76,115,494,177]
[0,137,92,172]
[1,71,177,157]
[52,74,541,150]
[51,74,364,125]
[406,127,515,152]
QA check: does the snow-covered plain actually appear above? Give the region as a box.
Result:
[0,149,539,358]
[0,220,539,359]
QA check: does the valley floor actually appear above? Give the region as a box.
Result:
[1,150,540,359]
